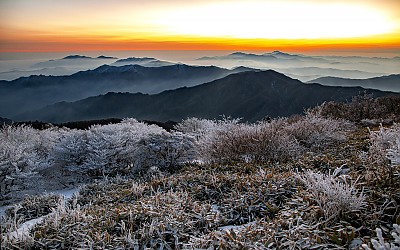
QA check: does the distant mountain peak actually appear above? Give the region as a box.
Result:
[97,55,117,59]
[268,51,293,56]
[229,52,262,57]
[232,66,256,70]
[62,55,92,59]
[196,52,267,61]
[115,57,157,63]
[89,64,144,74]
[230,52,249,56]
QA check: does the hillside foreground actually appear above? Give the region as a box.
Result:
[1,95,400,249]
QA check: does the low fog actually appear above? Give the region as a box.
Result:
[1,51,399,82]
[194,51,400,82]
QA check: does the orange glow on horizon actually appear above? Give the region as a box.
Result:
[1,34,399,53]
[0,0,399,54]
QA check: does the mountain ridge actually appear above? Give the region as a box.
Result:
[308,74,400,92]
[0,64,255,118]
[16,70,392,123]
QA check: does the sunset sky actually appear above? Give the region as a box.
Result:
[1,0,399,55]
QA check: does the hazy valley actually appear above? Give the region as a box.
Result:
[0,51,399,123]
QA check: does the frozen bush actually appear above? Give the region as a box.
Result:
[133,131,197,173]
[369,124,400,166]
[387,139,400,165]
[297,168,366,221]
[362,224,400,250]
[175,117,240,161]
[175,117,239,140]
[52,129,88,173]
[0,125,41,175]
[176,117,302,163]
[176,114,353,163]
[311,95,400,123]
[209,119,301,163]
[0,125,61,171]
[81,119,164,176]
[286,109,354,148]
[52,119,170,177]
[0,125,61,201]
[174,117,218,139]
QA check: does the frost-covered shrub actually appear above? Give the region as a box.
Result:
[369,124,400,166]
[312,95,400,123]
[63,119,164,175]
[286,109,353,148]
[175,117,239,161]
[176,117,302,163]
[297,168,366,221]
[52,129,88,173]
[362,224,400,250]
[174,117,218,138]
[0,125,60,201]
[0,125,61,171]
[133,132,197,173]
[1,125,42,175]
[52,119,174,177]
[209,119,301,163]
[176,114,353,163]
[387,139,400,166]
[84,124,126,175]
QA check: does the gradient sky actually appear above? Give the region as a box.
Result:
[1,0,399,54]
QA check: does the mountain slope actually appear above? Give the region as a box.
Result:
[17,70,391,123]
[0,64,254,118]
[308,74,400,92]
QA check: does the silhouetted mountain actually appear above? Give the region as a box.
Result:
[308,74,400,92]
[33,55,117,67]
[111,57,175,67]
[16,70,391,123]
[62,55,92,59]
[0,64,254,118]
[232,66,260,71]
[96,55,117,59]
[269,51,290,56]
[115,57,157,62]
